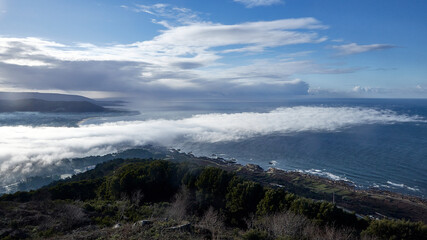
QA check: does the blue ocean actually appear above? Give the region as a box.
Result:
[164,98,427,197]
[0,98,426,197]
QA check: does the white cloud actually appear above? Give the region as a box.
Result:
[331,39,344,42]
[2,58,53,67]
[0,106,423,186]
[353,85,372,93]
[212,59,355,86]
[132,3,203,25]
[148,18,326,52]
[234,0,283,8]
[0,18,327,64]
[351,85,427,98]
[0,16,334,98]
[332,43,395,56]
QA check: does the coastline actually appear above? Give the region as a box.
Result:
[1,146,426,223]
[165,148,427,223]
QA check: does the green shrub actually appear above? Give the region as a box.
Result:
[362,219,427,240]
[226,180,264,226]
[194,167,234,211]
[242,229,270,240]
[257,188,294,215]
[49,178,103,200]
[100,160,182,202]
[0,190,34,202]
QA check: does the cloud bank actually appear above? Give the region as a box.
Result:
[0,106,423,186]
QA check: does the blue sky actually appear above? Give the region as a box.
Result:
[0,0,426,99]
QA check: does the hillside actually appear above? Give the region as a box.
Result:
[0,150,426,240]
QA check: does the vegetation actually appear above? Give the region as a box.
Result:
[362,219,427,240]
[0,158,426,239]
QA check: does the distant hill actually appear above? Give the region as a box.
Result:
[0,92,127,108]
[0,92,123,112]
[0,92,94,102]
[0,98,106,112]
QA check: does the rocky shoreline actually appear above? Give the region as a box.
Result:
[165,148,427,223]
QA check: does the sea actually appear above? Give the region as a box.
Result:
[0,98,426,198]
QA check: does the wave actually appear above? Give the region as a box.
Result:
[386,181,420,192]
[297,169,352,182]
[269,160,278,166]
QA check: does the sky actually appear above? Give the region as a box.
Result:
[0,0,426,99]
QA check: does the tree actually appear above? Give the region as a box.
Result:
[195,167,234,210]
[362,219,427,240]
[100,160,182,202]
[256,188,295,215]
[226,180,264,226]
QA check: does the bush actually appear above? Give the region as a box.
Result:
[242,229,270,240]
[226,180,264,226]
[100,160,183,202]
[256,188,294,215]
[195,167,234,196]
[194,167,234,211]
[49,178,103,200]
[362,219,427,240]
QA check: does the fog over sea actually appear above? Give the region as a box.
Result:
[0,98,426,197]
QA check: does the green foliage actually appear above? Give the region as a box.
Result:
[288,197,361,229]
[195,167,234,196]
[0,190,34,202]
[49,178,103,200]
[242,229,270,240]
[182,167,202,189]
[1,157,425,240]
[256,188,295,215]
[194,167,234,210]
[46,158,154,188]
[100,160,182,203]
[226,180,264,226]
[81,199,169,227]
[362,219,427,240]
[68,158,130,181]
[37,228,56,238]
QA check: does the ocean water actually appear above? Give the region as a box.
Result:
[0,98,426,197]
[168,99,427,197]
